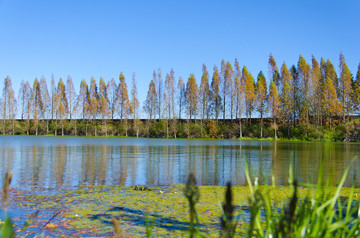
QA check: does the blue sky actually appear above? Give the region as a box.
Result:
[0,0,359,106]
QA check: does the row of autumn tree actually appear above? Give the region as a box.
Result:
[1,53,360,138]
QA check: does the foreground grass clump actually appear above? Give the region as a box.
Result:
[240,164,360,238]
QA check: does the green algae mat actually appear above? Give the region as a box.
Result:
[1,185,360,237]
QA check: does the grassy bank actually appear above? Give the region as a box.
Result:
[0,182,359,237]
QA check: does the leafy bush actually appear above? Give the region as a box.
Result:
[149,120,166,138]
[344,119,360,142]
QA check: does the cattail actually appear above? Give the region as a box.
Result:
[221,182,235,237]
[183,173,200,237]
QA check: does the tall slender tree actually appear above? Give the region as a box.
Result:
[116,72,130,121]
[107,78,117,121]
[25,81,32,135]
[338,53,353,122]
[99,96,111,136]
[311,56,322,125]
[164,91,170,137]
[153,68,163,120]
[226,61,235,121]
[210,66,222,120]
[322,77,342,128]
[242,66,255,124]
[234,75,244,137]
[66,75,76,120]
[199,64,210,122]
[281,80,292,137]
[269,53,281,87]
[99,77,109,133]
[76,80,89,120]
[165,69,177,137]
[234,58,242,118]
[320,57,326,78]
[185,74,198,120]
[280,63,293,87]
[256,71,267,138]
[51,74,56,120]
[98,77,108,99]
[2,77,16,134]
[165,70,175,120]
[268,80,281,139]
[30,78,43,135]
[177,76,186,120]
[40,76,50,133]
[53,90,60,136]
[220,59,226,120]
[325,59,338,91]
[88,77,99,134]
[18,80,31,120]
[88,96,98,135]
[163,73,171,137]
[131,73,140,137]
[297,55,311,124]
[352,64,360,111]
[143,80,157,120]
[59,101,67,136]
[280,63,294,132]
[57,78,68,119]
[170,69,176,119]
[2,77,9,133]
[290,65,299,125]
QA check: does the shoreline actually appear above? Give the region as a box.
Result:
[1,118,360,142]
[0,133,359,143]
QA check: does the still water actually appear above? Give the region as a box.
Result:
[0,136,359,189]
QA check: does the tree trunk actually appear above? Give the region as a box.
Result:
[124,120,128,137]
[94,120,97,136]
[172,119,177,139]
[187,119,190,139]
[288,121,290,138]
[239,118,242,138]
[260,115,263,139]
[320,113,323,126]
[166,119,169,138]
[105,120,107,136]
[274,119,277,140]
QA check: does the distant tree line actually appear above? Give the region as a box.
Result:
[1,53,360,139]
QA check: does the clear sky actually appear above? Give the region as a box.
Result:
[0,0,359,108]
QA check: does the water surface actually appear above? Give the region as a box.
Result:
[0,136,359,189]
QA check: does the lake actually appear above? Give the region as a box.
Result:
[0,136,359,189]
